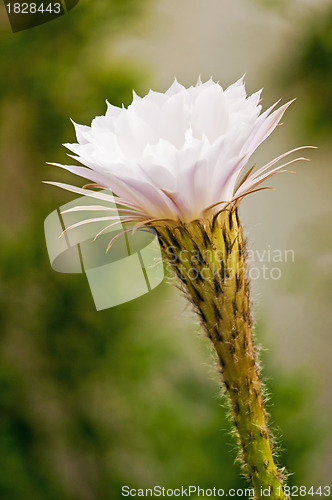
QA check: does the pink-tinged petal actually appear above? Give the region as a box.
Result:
[236,157,309,197]
[43,181,142,211]
[111,174,180,219]
[165,78,186,96]
[61,205,150,218]
[244,100,293,157]
[66,154,105,172]
[244,146,314,183]
[252,100,294,152]
[233,147,311,193]
[47,162,113,187]
[176,159,210,219]
[211,155,248,202]
[62,215,145,237]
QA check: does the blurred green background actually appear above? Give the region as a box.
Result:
[0,1,331,499]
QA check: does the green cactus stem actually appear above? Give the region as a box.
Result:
[155,207,289,500]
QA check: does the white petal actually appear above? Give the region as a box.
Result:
[165,78,186,96]
[245,100,294,156]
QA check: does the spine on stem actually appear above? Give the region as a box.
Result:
[156,208,289,500]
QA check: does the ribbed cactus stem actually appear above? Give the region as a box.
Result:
[156,208,289,500]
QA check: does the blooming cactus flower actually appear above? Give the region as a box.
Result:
[46,78,314,500]
[47,77,308,229]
